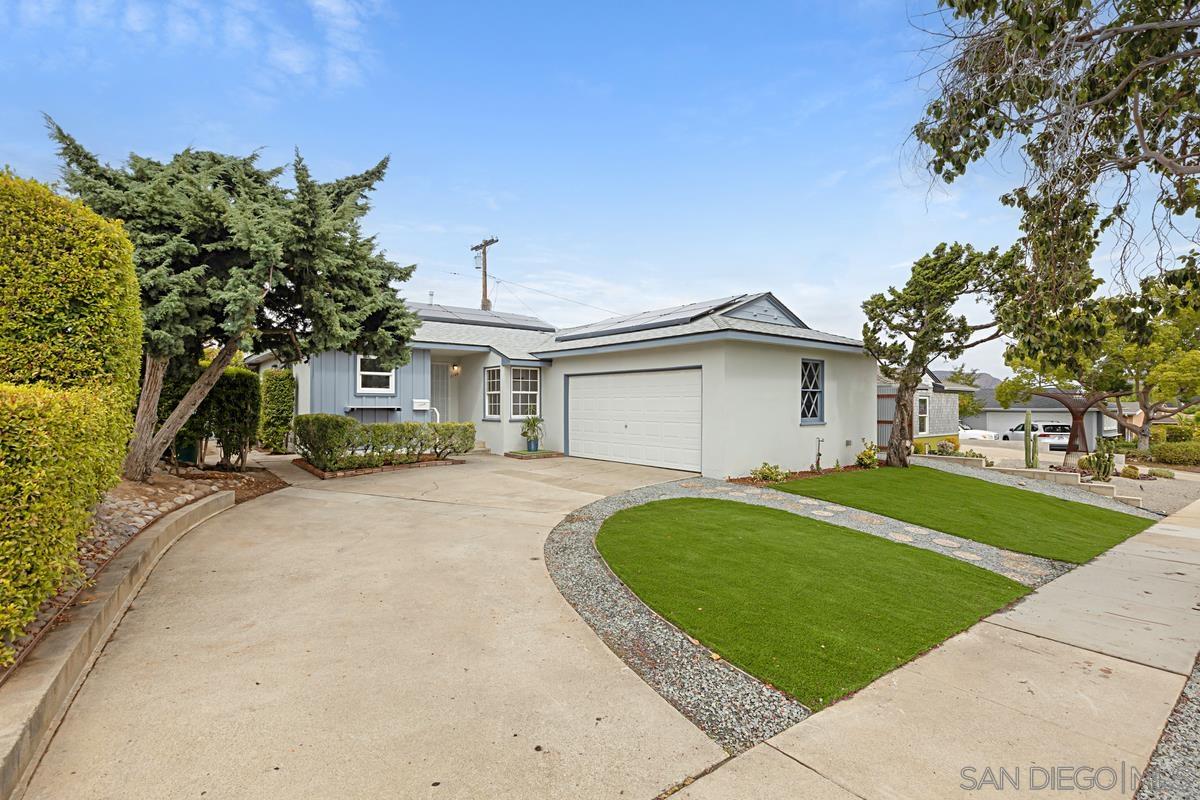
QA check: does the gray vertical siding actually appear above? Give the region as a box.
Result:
[307,349,432,423]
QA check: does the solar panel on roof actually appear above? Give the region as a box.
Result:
[554,295,745,342]
[409,302,555,332]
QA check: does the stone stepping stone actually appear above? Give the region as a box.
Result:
[679,480,705,488]
[811,510,834,517]
[730,491,748,497]
[932,538,961,548]
[851,513,885,524]
[904,526,926,535]
[954,551,983,561]
[888,532,914,543]
[821,506,843,513]
[795,498,821,506]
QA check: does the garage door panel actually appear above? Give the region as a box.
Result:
[567,369,702,472]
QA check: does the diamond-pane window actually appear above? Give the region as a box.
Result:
[800,359,823,423]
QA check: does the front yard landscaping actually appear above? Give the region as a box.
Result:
[596,498,1028,710]
[774,465,1153,564]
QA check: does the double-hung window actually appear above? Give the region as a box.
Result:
[356,355,393,394]
[511,367,540,417]
[484,367,501,418]
[800,359,824,424]
[917,396,929,434]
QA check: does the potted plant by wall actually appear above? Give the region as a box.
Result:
[521,415,544,452]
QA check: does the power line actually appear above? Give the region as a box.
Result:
[431,268,620,316]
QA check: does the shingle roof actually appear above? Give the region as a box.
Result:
[410,293,862,360]
[412,320,554,361]
[532,303,861,355]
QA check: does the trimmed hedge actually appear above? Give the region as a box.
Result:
[208,368,260,467]
[1166,425,1195,442]
[293,415,475,471]
[0,384,131,661]
[0,172,142,399]
[259,369,296,453]
[0,174,142,664]
[1150,441,1200,466]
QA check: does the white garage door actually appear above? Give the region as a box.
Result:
[567,369,702,472]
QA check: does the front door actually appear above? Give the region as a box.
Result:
[431,362,451,422]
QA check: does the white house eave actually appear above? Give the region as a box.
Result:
[530,330,865,359]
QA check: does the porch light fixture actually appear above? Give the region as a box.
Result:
[450,363,461,376]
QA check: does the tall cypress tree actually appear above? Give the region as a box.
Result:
[48,121,418,481]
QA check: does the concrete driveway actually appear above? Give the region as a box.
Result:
[25,455,723,799]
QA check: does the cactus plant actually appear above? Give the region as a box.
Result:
[1091,437,1115,482]
[1023,410,1039,469]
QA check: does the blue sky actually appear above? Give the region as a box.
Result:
[1,0,1028,374]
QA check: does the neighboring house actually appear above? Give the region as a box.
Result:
[249,293,876,478]
[876,371,977,449]
[930,368,1003,390]
[960,388,1118,448]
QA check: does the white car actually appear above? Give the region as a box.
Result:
[1001,421,1072,450]
[958,423,998,441]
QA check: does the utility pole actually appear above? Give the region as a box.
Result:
[471,237,499,311]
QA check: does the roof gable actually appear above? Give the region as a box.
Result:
[721,293,806,328]
[553,295,746,342]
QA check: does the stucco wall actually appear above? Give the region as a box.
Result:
[540,339,875,479]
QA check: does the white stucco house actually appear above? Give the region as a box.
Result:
[247,293,876,478]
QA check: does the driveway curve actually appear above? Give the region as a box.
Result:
[24,455,723,799]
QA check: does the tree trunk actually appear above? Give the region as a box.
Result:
[1062,408,1089,467]
[128,337,241,483]
[122,354,170,481]
[1137,423,1152,451]
[887,374,920,468]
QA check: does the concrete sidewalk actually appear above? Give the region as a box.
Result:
[677,499,1200,799]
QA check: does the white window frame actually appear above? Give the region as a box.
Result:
[800,359,824,424]
[356,355,394,395]
[510,367,540,418]
[917,396,929,434]
[484,366,501,419]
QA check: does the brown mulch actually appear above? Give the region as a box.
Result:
[0,464,285,683]
[728,465,867,487]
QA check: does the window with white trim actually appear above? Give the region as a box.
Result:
[917,396,929,434]
[511,367,540,417]
[800,359,824,424]
[356,355,393,394]
[484,367,501,418]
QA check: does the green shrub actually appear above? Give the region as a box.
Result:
[1149,468,1175,479]
[855,439,880,468]
[1166,425,1195,442]
[1119,465,1141,479]
[935,439,956,455]
[259,369,296,453]
[0,172,142,400]
[427,422,477,460]
[1113,439,1141,453]
[294,414,360,471]
[0,383,131,662]
[0,173,142,664]
[1150,441,1200,465]
[208,368,260,467]
[750,463,789,482]
[293,416,475,470]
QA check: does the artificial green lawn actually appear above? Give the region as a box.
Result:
[596,498,1029,709]
[775,466,1152,564]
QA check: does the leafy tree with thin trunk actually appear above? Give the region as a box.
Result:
[914,0,1200,301]
[996,357,1128,465]
[945,363,985,418]
[863,243,1011,467]
[1097,286,1200,448]
[49,121,418,481]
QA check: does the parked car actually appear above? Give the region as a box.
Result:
[958,423,998,441]
[1001,421,1072,450]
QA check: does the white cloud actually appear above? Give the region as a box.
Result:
[10,0,382,92]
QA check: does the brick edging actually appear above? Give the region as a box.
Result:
[291,457,466,480]
[0,491,235,800]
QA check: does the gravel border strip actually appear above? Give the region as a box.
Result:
[544,476,1071,753]
[545,481,811,754]
[911,456,1161,520]
[1137,654,1200,800]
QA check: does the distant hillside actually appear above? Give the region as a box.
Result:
[932,369,1002,390]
